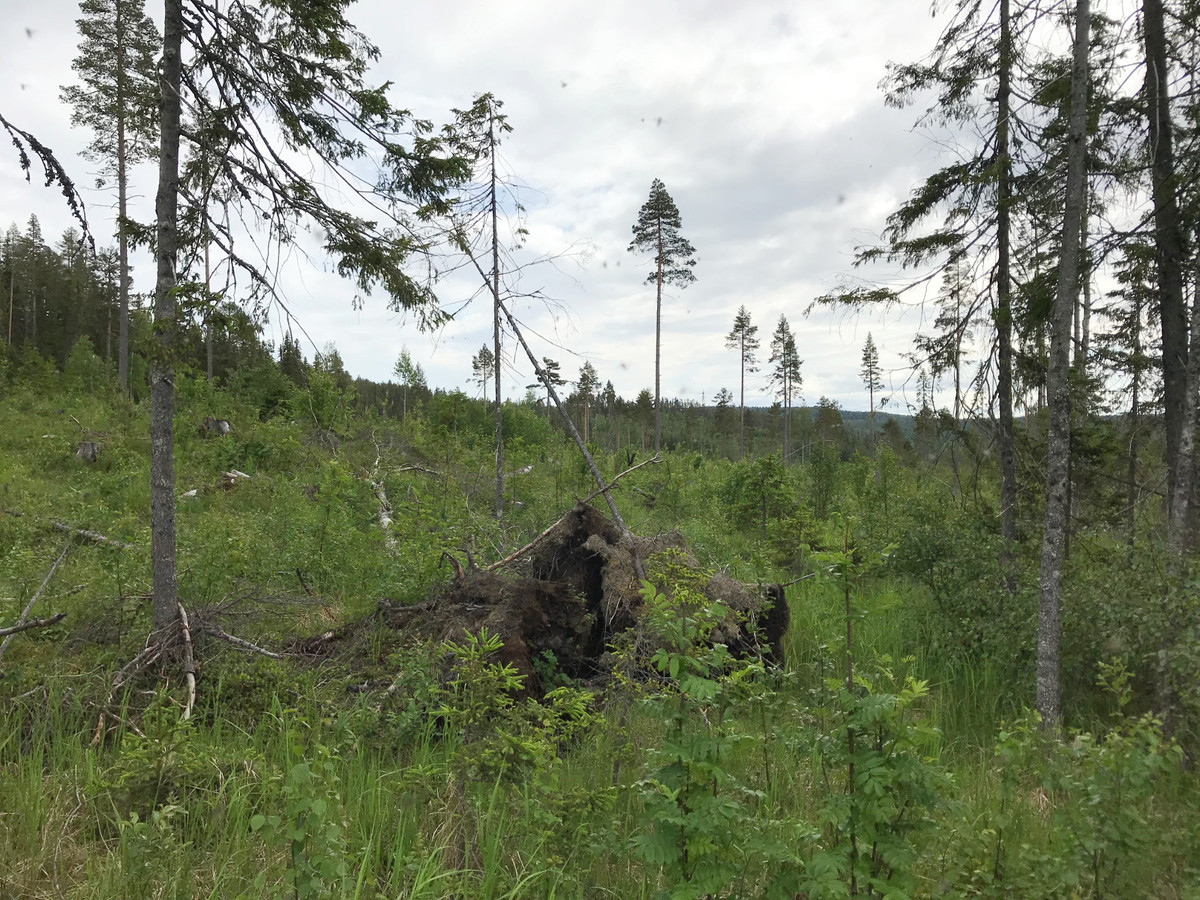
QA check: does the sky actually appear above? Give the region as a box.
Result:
[2,0,962,413]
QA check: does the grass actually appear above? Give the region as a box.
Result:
[2,375,1198,899]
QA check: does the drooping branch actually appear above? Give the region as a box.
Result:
[0,111,93,251]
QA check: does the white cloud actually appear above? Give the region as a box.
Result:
[2,0,957,411]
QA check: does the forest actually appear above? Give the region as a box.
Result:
[2,0,1200,897]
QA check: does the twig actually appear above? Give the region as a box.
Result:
[178,603,196,722]
[0,612,66,639]
[200,622,287,659]
[296,568,316,597]
[580,454,662,503]
[484,509,573,572]
[0,540,71,662]
[778,572,818,588]
[51,521,135,550]
[92,643,165,746]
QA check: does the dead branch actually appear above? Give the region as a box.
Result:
[0,540,71,662]
[369,456,399,556]
[92,642,165,746]
[440,550,465,580]
[200,621,287,659]
[580,454,662,504]
[0,613,66,639]
[178,603,196,722]
[51,521,135,550]
[296,568,316,597]
[396,464,443,477]
[485,509,573,572]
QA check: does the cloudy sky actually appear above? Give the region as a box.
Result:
[2,0,959,412]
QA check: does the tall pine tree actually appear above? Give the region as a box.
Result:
[61,0,160,394]
[628,178,697,454]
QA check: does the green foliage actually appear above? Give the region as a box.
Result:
[801,539,949,900]
[63,336,108,392]
[251,740,350,900]
[633,574,806,899]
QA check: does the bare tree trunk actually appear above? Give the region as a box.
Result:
[490,115,504,521]
[997,0,1019,591]
[1127,294,1142,555]
[116,0,131,394]
[1037,0,1090,732]
[1144,0,1189,517]
[150,0,183,632]
[654,226,663,455]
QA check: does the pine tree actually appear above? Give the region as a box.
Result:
[577,361,599,442]
[628,179,697,454]
[725,305,760,459]
[61,0,160,394]
[767,315,802,462]
[471,344,496,402]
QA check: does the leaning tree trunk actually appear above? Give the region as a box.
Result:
[150,0,183,632]
[1037,0,1090,732]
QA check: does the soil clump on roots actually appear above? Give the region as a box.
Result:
[299,503,789,696]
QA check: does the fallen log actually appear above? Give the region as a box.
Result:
[51,521,134,550]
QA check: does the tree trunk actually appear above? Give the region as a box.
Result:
[1144,0,1188,518]
[997,0,1019,590]
[654,224,663,455]
[1127,294,1141,555]
[490,114,504,521]
[150,0,183,632]
[116,0,131,394]
[1037,0,1090,732]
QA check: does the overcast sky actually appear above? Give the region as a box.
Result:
[2,0,962,412]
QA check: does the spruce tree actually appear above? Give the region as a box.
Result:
[61,0,160,394]
[144,0,466,630]
[628,178,697,454]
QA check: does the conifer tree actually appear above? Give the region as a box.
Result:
[144,0,465,631]
[577,361,599,442]
[1037,0,1091,732]
[767,315,802,462]
[860,332,884,456]
[61,0,160,394]
[471,344,496,402]
[725,305,760,459]
[628,178,696,454]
